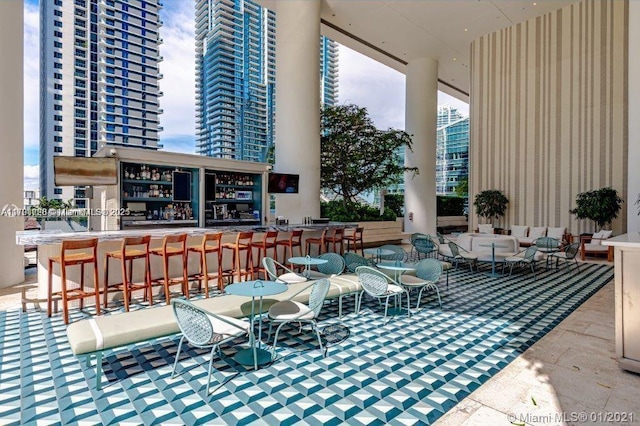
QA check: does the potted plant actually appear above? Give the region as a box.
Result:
[570,187,623,231]
[473,189,509,231]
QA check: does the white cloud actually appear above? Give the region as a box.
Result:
[158,1,197,144]
[337,44,470,130]
[338,45,406,130]
[24,165,39,191]
[24,2,39,150]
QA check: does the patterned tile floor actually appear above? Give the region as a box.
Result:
[0,263,613,425]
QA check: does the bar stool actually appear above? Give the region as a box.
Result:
[250,230,279,279]
[150,234,189,304]
[187,232,228,295]
[343,227,365,255]
[324,227,345,254]
[222,231,255,283]
[47,238,100,324]
[276,229,304,270]
[103,236,152,312]
[305,229,327,257]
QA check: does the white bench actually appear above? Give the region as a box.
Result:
[67,275,362,390]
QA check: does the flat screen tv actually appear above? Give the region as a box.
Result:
[53,156,118,186]
[268,173,299,194]
[172,171,192,202]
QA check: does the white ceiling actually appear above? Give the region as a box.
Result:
[259,0,578,101]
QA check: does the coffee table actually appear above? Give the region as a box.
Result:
[225,280,288,367]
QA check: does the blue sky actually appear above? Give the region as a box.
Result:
[23,0,468,190]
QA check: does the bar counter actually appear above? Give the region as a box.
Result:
[603,234,640,373]
[17,222,354,302]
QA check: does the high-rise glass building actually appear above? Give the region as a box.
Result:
[195,0,338,162]
[40,0,163,204]
[436,105,469,196]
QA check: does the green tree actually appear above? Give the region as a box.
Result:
[570,187,623,230]
[473,189,509,224]
[455,176,468,197]
[320,104,418,208]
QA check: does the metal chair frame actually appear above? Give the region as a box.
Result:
[399,259,443,309]
[355,266,410,324]
[171,299,253,395]
[267,279,331,357]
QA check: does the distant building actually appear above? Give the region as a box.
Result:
[39,0,164,206]
[195,0,338,162]
[24,189,40,208]
[436,106,469,196]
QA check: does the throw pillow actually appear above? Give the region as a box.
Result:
[529,226,547,239]
[511,225,528,238]
[547,227,565,240]
[478,224,493,234]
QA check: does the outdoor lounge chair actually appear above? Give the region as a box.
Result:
[355,266,410,324]
[398,258,442,309]
[171,299,253,395]
[306,252,345,279]
[343,252,375,273]
[503,246,538,278]
[412,236,439,260]
[268,279,331,357]
[549,242,580,271]
[447,242,477,272]
[262,257,307,284]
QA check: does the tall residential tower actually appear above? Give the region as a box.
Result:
[40,0,163,204]
[195,0,338,161]
[436,105,469,196]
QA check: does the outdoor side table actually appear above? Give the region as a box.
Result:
[376,261,416,282]
[225,280,288,367]
[363,247,395,263]
[478,243,509,277]
[288,256,327,278]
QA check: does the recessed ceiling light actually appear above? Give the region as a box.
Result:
[533,2,537,5]
[453,57,457,61]
[464,28,468,32]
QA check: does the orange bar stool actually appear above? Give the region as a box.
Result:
[250,230,279,279]
[324,227,345,254]
[47,238,101,324]
[343,226,365,255]
[150,234,189,304]
[276,229,304,271]
[103,236,152,312]
[187,232,228,295]
[222,231,255,283]
[305,229,327,257]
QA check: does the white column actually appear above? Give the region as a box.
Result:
[0,0,25,288]
[274,0,321,223]
[628,1,640,233]
[404,58,438,235]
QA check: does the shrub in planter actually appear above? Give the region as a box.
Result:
[437,196,466,216]
[383,194,404,218]
[321,200,397,222]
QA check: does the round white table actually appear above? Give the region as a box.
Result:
[376,261,416,282]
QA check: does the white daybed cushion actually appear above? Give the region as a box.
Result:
[589,230,612,246]
[511,225,528,238]
[529,226,547,239]
[478,224,494,234]
[547,227,565,240]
